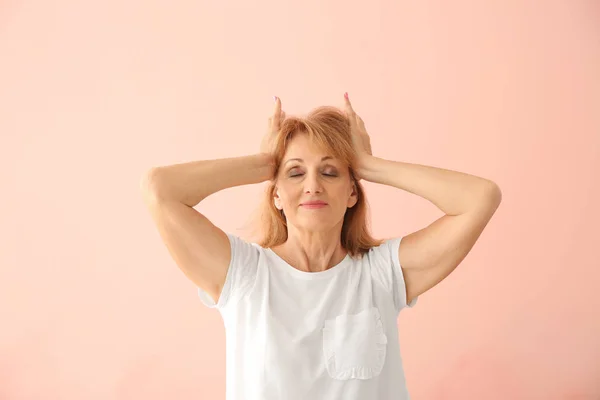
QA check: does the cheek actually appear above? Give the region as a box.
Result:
[277,184,300,204]
[332,183,353,197]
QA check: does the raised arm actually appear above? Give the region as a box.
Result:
[359,156,501,304]
[342,92,502,305]
[140,153,274,303]
[140,97,285,303]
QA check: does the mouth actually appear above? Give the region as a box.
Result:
[300,202,328,209]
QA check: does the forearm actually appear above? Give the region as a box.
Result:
[143,153,274,207]
[359,156,501,216]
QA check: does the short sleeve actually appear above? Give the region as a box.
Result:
[370,237,418,313]
[197,233,260,310]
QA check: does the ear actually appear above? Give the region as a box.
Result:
[273,186,283,210]
[347,182,359,208]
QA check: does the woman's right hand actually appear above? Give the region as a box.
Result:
[260,96,286,155]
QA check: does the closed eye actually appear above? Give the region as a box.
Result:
[289,172,338,178]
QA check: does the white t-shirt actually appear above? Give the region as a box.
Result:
[198,233,418,400]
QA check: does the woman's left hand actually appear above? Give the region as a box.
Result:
[343,92,373,179]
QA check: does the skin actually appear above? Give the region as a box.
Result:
[270,133,358,273]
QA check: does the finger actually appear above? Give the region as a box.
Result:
[357,115,365,128]
[273,96,281,116]
[343,92,355,117]
[274,110,285,130]
[274,98,284,130]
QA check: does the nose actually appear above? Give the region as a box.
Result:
[304,172,323,194]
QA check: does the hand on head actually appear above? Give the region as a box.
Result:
[260,96,286,155]
[259,94,373,182]
[343,92,373,159]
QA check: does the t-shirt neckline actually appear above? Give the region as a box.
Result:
[266,248,353,280]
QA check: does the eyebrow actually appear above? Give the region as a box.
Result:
[284,156,334,165]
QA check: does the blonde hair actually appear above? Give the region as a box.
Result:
[251,105,383,258]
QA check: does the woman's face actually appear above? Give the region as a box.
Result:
[274,133,357,233]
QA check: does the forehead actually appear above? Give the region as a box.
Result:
[283,133,334,162]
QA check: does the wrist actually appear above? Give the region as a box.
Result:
[356,155,378,181]
[257,152,276,181]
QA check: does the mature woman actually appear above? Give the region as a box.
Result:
[141,93,502,400]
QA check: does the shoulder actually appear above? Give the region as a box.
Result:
[227,233,265,254]
[362,237,403,284]
[204,233,266,308]
[364,237,400,261]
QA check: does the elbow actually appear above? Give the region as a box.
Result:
[140,168,165,199]
[488,181,502,202]
[482,181,502,210]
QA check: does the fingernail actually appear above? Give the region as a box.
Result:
[273,96,278,102]
[344,92,348,100]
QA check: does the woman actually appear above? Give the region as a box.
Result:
[141,93,502,399]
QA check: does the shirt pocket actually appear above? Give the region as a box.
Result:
[322,307,388,380]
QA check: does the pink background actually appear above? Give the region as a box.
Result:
[1,0,599,398]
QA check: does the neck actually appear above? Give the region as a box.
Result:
[275,229,346,273]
